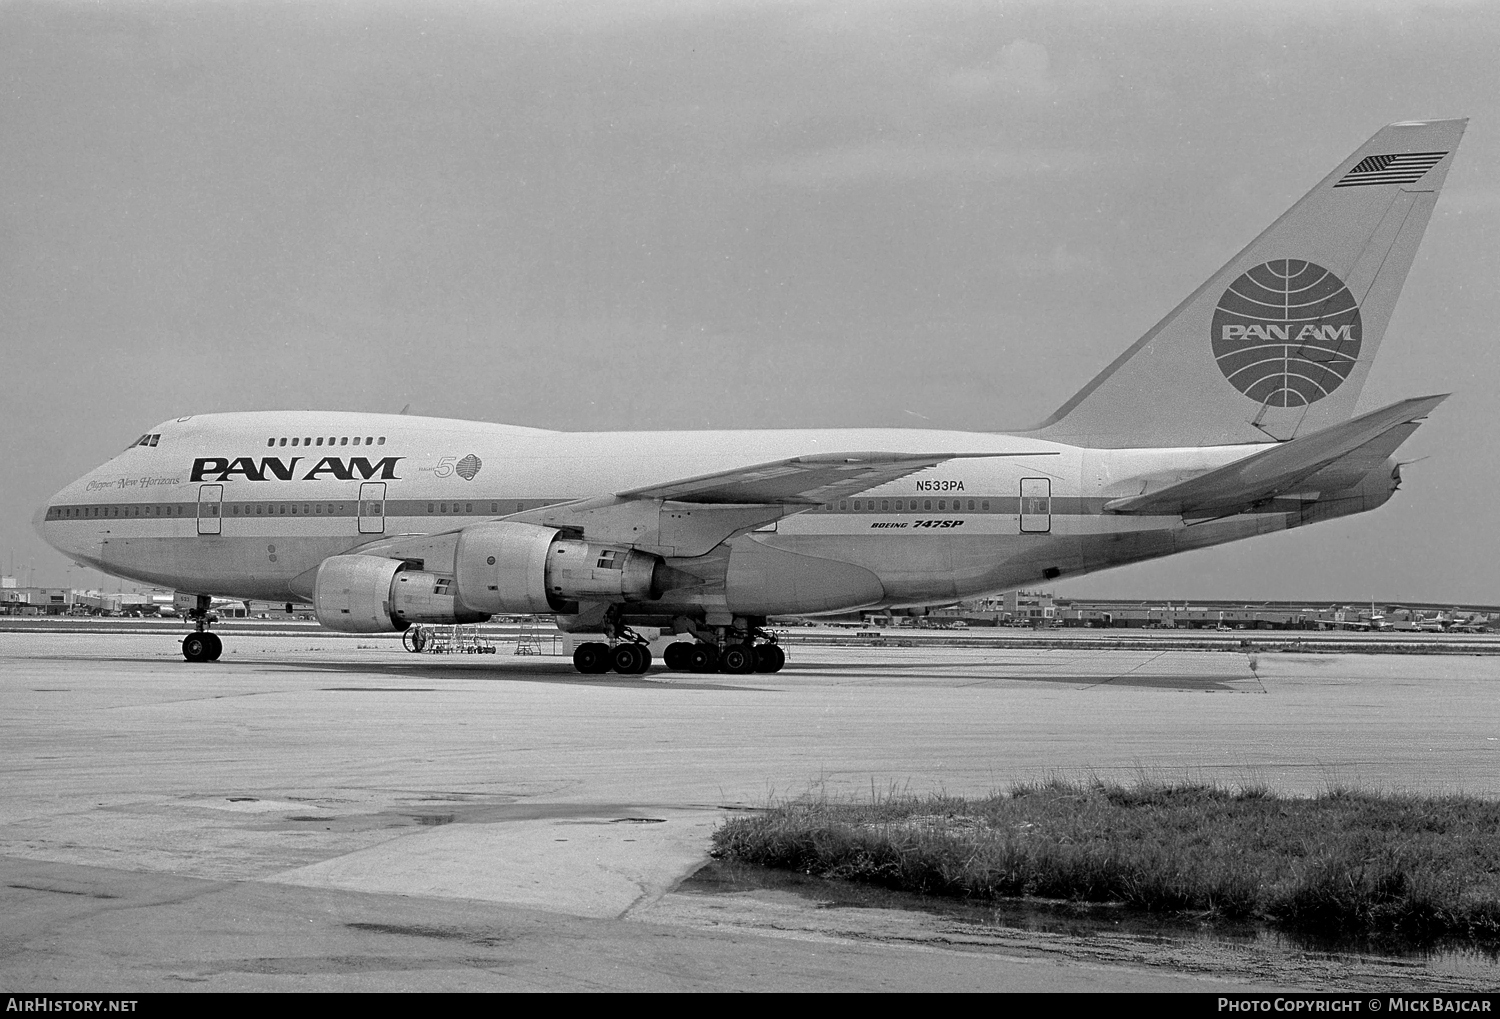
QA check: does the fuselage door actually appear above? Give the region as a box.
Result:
[197,484,223,535]
[358,482,386,534]
[1019,478,1051,534]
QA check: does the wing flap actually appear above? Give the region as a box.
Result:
[520,449,1057,555]
[1104,395,1445,517]
[616,450,1056,505]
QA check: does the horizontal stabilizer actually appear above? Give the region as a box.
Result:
[1103,395,1446,517]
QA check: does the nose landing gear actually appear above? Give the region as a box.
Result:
[181,594,223,662]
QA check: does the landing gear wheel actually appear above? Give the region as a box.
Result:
[611,643,651,674]
[572,641,612,674]
[663,641,695,671]
[719,643,757,675]
[687,643,719,673]
[204,633,223,661]
[182,633,214,663]
[753,643,784,673]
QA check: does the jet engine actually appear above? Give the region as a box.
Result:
[453,520,662,615]
[313,554,487,633]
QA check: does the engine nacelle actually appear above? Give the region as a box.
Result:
[313,554,486,633]
[454,520,661,615]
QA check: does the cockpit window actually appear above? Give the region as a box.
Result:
[123,433,161,453]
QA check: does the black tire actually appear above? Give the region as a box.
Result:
[402,627,427,653]
[612,643,652,674]
[181,633,212,663]
[753,643,785,673]
[663,641,694,670]
[687,644,718,673]
[205,633,224,661]
[573,641,611,674]
[720,643,756,675]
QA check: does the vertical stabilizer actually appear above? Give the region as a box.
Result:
[1032,119,1465,448]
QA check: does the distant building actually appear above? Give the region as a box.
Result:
[0,587,74,615]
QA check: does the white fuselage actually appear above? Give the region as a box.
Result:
[37,410,1396,617]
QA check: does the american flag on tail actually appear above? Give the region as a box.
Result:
[1333,151,1447,188]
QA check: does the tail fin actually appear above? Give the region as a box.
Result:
[1032,119,1466,448]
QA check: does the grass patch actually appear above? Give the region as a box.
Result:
[711,780,1500,944]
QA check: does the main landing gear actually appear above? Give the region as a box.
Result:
[568,613,786,677]
[181,594,222,663]
[572,636,652,675]
[662,638,784,674]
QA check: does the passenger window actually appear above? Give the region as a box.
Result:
[881,500,890,511]
[923,500,932,510]
[365,437,372,445]
[256,505,263,515]
[378,437,386,445]
[465,503,472,513]
[967,500,975,510]
[267,438,275,447]
[290,504,297,515]
[428,503,435,513]
[279,438,287,446]
[839,501,848,511]
[291,437,299,446]
[982,500,991,510]
[316,437,324,446]
[340,437,348,446]
[490,502,497,513]
[304,438,311,446]
[353,437,361,446]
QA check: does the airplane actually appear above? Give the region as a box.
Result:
[34,119,1466,675]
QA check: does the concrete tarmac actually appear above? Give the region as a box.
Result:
[3,631,1498,991]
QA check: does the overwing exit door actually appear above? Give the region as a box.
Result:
[358,482,386,534]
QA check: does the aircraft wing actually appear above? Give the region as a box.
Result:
[616,450,1055,505]
[522,449,1058,556]
[1103,395,1446,518]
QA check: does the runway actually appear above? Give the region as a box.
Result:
[3,630,1498,991]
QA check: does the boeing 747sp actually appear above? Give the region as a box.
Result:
[36,119,1466,674]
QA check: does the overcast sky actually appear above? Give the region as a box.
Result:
[3,0,1497,602]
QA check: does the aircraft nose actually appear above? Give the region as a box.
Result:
[34,481,78,556]
[31,498,51,544]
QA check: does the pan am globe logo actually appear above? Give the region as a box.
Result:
[1210,259,1362,407]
